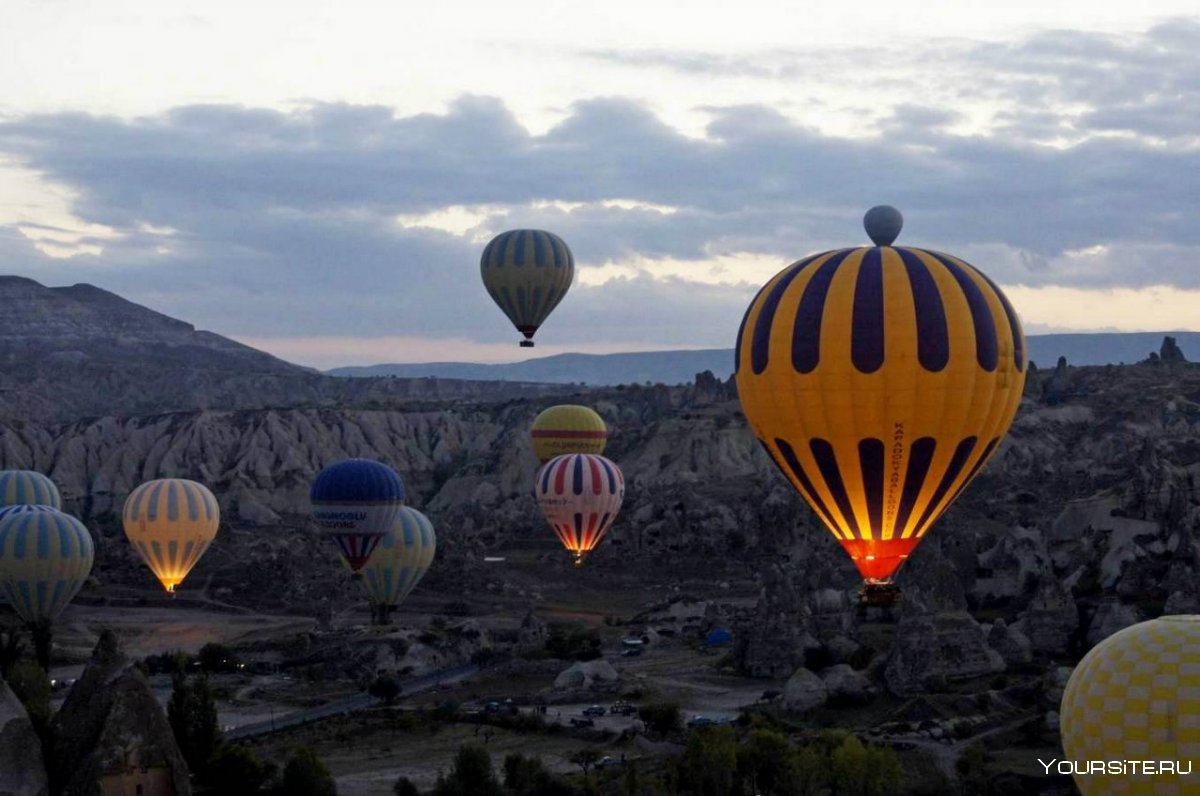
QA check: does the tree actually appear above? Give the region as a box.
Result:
[504,753,548,793]
[736,729,792,795]
[207,743,275,795]
[789,745,827,796]
[432,743,503,796]
[502,753,577,796]
[393,777,421,796]
[830,735,903,796]
[6,659,51,741]
[569,748,601,779]
[637,702,681,737]
[678,727,738,796]
[168,672,221,780]
[0,630,23,678]
[282,747,338,796]
[369,674,402,705]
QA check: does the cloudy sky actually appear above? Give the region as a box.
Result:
[2,1,1198,368]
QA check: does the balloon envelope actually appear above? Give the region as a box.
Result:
[480,229,574,347]
[531,405,608,463]
[123,478,220,593]
[735,237,1025,583]
[0,470,61,510]
[356,507,436,609]
[535,453,624,565]
[310,459,405,571]
[0,505,93,624]
[1060,616,1200,794]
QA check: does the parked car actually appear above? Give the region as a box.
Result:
[621,647,643,657]
[570,717,595,728]
[582,704,606,717]
[596,756,624,769]
[610,702,638,716]
[687,715,718,728]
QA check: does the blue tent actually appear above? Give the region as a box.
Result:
[705,628,733,646]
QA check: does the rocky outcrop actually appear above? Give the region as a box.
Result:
[820,664,875,705]
[552,660,620,691]
[988,620,1033,666]
[1086,601,1141,646]
[1158,336,1188,365]
[783,667,828,712]
[0,679,48,796]
[1016,576,1079,656]
[884,612,1004,697]
[53,631,192,796]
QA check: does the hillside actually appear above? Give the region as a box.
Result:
[330,332,1200,385]
[0,276,571,422]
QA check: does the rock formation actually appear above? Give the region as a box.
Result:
[783,667,828,713]
[0,679,48,796]
[52,631,192,796]
[883,611,1004,697]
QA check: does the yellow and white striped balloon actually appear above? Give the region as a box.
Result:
[0,470,61,510]
[1060,615,1200,795]
[0,505,93,624]
[122,479,220,593]
[357,507,436,609]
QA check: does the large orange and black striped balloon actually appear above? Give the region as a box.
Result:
[735,207,1025,583]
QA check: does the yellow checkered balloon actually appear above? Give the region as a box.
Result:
[1060,615,1200,795]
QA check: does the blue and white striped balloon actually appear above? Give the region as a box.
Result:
[0,470,61,510]
[0,505,94,624]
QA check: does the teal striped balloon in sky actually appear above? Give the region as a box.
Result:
[0,505,94,624]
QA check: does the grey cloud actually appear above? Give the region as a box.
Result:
[0,22,1199,349]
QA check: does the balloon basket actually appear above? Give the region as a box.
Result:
[858,581,901,609]
[520,340,534,348]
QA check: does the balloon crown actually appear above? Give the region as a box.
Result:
[864,205,903,246]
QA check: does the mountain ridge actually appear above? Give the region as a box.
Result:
[328,332,1200,385]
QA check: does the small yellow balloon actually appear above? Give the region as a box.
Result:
[531,405,608,463]
[1060,615,1200,794]
[122,479,219,593]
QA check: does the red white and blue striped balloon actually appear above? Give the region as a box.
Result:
[534,453,624,565]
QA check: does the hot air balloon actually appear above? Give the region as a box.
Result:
[1060,615,1200,794]
[122,478,220,594]
[480,229,574,347]
[531,405,608,463]
[0,504,94,668]
[735,206,1025,603]
[0,470,61,510]
[354,507,436,625]
[310,459,405,572]
[535,453,624,566]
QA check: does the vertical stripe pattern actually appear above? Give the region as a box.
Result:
[0,470,62,511]
[0,505,93,624]
[480,229,575,343]
[352,507,437,609]
[123,478,220,592]
[534,453,625,564]
[736,243,1025,582]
